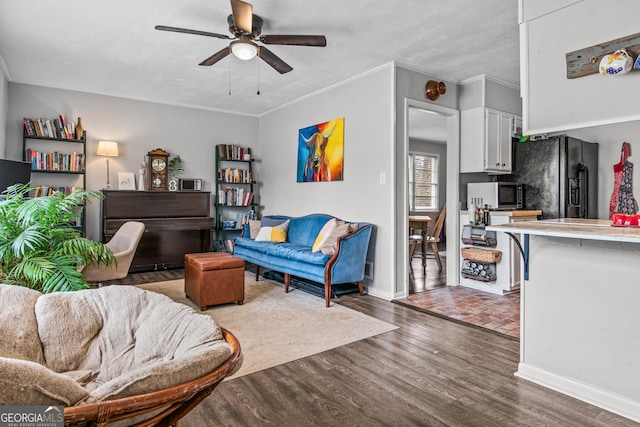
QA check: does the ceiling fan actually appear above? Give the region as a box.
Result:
[155,0,327,74]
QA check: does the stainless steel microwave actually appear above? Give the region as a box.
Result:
[179,178,202,191]
[468,182,523,210]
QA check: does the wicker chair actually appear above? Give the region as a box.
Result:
[0,284,241,427]
[64,328,241,427]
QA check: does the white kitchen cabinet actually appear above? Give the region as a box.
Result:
[460,107,520,174]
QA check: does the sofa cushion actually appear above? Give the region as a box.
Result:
[312,218,337,252]
[0,284,44,364]
[256,220,290,242]
[235,238,329,265]
[285,214,336,246]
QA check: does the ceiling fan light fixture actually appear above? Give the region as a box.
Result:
[231,40,258,60]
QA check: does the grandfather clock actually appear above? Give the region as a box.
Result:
[146,148,170,191]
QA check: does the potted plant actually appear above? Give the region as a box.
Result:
[168,155,184,191]
[0,185,115,293]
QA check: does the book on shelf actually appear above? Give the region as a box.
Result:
[23,116,79,139]
[217,144,251,161]
[218,187,253,206]
[217,167,251,183]
[31,186,84,198]
[241,209,256,225]
[25,149,84,172]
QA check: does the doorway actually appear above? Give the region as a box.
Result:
[400,99,460,299]
[407,108,447,293]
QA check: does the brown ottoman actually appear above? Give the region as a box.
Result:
[184,252,245,310]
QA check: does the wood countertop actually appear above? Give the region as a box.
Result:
[487,218,640,243]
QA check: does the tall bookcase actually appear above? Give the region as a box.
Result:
[214,144,258,252]
[22,126,87,235]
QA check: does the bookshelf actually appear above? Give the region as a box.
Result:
[214,144,258,252]
[22,119,87,235]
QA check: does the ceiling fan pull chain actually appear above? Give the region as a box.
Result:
[257,61,260,95]
[228,62,232,96]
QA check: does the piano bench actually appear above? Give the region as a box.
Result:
[184,252,245,311]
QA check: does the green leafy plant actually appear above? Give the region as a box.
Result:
[168,155,184,180]
[0,185,115,293]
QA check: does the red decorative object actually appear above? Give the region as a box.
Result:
[611,213,640,227]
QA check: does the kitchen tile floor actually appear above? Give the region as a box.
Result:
[400,249,520,340]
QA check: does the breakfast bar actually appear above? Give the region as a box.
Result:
[487,219,640,422]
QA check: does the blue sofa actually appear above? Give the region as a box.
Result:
[234,214,373,307]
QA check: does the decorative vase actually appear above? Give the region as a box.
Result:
[75,117,84,139]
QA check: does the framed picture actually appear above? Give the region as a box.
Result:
[118,172,136,190]
[297,117,344,182]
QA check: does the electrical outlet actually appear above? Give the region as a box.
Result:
[379,172,386,185]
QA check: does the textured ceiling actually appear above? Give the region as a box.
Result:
[0,0,519,116]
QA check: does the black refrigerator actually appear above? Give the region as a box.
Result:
[510,136,598,219]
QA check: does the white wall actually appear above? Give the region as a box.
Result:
[0,70,7,157]
[521,0,640,134]
[7,83,258,240]
[258,65,395,299]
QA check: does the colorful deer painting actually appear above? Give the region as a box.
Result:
[297,118,344,182]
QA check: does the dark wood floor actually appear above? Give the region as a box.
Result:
[118,267,636,426]
[409,248,447,293]
[186,286,635,426]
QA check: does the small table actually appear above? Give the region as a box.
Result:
[409,215,432,268]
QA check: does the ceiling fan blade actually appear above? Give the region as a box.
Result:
[258,45,293,74]
[260,35,326,47]
[199,46,232,66]
[155,25,231,40]
[230,0,253,34]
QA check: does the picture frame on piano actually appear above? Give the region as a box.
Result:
[118,172,136,190]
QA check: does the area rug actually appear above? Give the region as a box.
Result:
[394,286,520,340]
[137,274,397,379]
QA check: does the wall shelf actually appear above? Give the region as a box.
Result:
[566,32,640,79]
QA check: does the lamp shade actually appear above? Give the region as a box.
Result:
[97,141,119,157]
[231,40,258,61]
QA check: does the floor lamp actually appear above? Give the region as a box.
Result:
[97,141,119,189]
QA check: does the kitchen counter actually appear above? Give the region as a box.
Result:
[487,217,640,422]
[488,209,542,217]
[460,211,539,294]
[487,218,640,243]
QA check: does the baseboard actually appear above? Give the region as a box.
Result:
[516,363,640,423]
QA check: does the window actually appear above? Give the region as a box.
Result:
[409,152,438,211]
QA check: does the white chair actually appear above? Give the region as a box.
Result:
[83,221,145,283]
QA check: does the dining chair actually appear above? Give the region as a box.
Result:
[425,206,446,270]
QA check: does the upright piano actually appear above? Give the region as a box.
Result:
[101,190,215,272]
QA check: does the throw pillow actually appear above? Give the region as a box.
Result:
[255,220,290,243]
[319,222,358,256]
[248,220,261,239]
[312,218,337,252]
[260,217,288,227]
